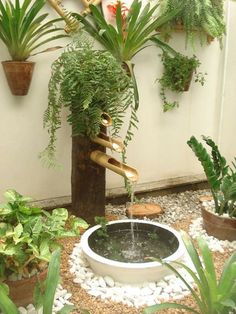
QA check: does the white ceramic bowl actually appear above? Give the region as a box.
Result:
[80,219,185,283]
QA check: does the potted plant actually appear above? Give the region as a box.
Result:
[157,0,226,47]
[159,52,206,112]
[187,136,236,241]
[0,189,88,306]
[0,0,67,95]
[0,249,77,314]
[72,0,184,110]
[143,232,236,314]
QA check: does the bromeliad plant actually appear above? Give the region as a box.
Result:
[159,52,206,112]
[143,232,236,314]
[0,0,67,61]
[72,0,184,110]
[188,136,236,218]
[0,189,88,280]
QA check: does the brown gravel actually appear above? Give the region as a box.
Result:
[59,214,232,314]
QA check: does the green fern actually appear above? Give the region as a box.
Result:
[40,37,134,166]
[159,0,225,47]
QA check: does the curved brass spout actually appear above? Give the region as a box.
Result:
[90,151,138,182]
[47,0,79,33]
[101,112,112,127]
[91,132,124,153]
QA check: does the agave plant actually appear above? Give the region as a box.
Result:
[143,232,236,314]
[188,136,236,217]
[73,0,183,109]
[0,0,67,61]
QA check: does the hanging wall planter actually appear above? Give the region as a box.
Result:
[159,52,206,112]
[0,0,67,96]
[2,61,35,96]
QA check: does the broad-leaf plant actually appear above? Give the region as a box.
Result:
[0,189,88,280]
[0,249,76,314]
[188,136,236,218]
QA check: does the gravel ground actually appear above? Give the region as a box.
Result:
[58,188,234,314]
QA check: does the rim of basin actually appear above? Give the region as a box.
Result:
[80,219,185,269]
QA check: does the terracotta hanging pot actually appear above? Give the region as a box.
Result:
[201,206,236,241]
[2,61,35,96]
[5,268,47,307]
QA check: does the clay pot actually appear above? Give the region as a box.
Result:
[5,268,47,307]
[2,61,35,96]
[201,207,236,241]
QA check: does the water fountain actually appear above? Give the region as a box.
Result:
[80,219,185,283]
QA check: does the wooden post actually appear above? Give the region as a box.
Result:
[71,135,106,225]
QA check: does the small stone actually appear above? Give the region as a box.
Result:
[148,282,156,291]
[88,290,102,297]
[18,307,27,314]
[141,287,153,296]
[104,276,115,287]
[98,276,107,288]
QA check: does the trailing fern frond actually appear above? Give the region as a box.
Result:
[40,36,134,166]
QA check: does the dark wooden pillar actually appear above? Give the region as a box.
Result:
[71,135,106,225]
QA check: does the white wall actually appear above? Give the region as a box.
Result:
[0,0,232,201]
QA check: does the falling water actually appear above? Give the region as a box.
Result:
[130,181,135,243]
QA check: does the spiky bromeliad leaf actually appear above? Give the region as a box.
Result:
[40,39,134,167]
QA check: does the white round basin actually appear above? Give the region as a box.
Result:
[80,219,185,283]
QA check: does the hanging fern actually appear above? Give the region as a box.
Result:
[158,0,225,47]
[40,37,135,166]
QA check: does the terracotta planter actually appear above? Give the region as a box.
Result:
[201,207,236,241]
[5,268,47,307]
[2,61,35,96]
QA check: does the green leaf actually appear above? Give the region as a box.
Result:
[52,208,68,221]
[43,249,61,314]
[57,304,75,314]
[0,284,19,314]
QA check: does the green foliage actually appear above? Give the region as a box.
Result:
[158,0,226,47]
[73,0,184,109]
[0,282,19,314]
[143,232,236,314]
[0,189,89,279]
[94,216,109,238]
[40,37,134,166]
[187,135,236,217]
[0,0,67,61]
[159,52,206,112]
[0,250,75,314]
